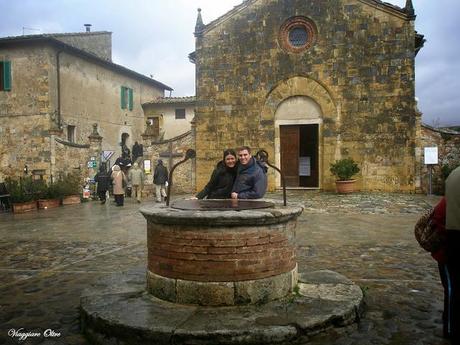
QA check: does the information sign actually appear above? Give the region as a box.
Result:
[424,147,438,165]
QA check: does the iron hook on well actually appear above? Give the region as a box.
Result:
[256,149,287,206]
[166,149,196,206]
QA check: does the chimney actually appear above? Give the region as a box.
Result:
[84,24,92,33]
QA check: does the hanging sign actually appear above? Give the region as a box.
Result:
[102,150,115,162]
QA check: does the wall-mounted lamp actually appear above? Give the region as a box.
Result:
[23,165,28,174]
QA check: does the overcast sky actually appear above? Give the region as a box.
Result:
[1,0,459,126]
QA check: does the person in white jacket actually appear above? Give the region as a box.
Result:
[128,163,145,203]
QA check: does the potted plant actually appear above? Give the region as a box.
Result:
[59,171,82,205]
[6,177,38,213]
[330,158,360,194]
[58,174,81,205]
[37,181,62,209]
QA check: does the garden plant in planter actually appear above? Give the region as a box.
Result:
[6,177,38,213]
[330,158,360,194]
[59,171,82,205]
[37,181,62,209]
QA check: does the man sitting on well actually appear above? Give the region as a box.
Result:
[231,146,267,199]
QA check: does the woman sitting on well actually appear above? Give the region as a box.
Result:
[196,149,238,199]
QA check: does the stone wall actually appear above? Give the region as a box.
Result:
[142,131,194,195]
[0,45,53,181]
[52,32,112,61]
[195,0,417,192]
[0,41,166,183]
[418,125,460,194]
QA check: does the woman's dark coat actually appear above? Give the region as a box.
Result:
[196,161,237,199]
[94,171,111,193]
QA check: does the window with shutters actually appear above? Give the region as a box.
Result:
[0,61,12,91]
[120,86,133,111]
[175,108,186,120]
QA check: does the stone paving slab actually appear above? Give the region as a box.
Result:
[0,193,449,345]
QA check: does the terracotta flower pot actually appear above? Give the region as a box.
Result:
[12,200,37,213]
[38,198,61,209]
[335,180,356,194]
[62,195,81,205]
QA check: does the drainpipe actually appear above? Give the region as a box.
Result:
[49,50,64,182]
[56,50,63,129]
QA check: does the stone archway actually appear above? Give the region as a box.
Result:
[260,76,338,189]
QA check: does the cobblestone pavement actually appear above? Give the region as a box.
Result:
[0,192,449,345]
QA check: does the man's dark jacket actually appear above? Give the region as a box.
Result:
[196,161,237,199]
[232,157,267,199]
[153,164,168,185]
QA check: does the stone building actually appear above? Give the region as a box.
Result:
[192,0,425,192]
[418,124,460,194]
[142,96,195,140]
[0,29,172,182]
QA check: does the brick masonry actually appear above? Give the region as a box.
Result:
[147,223,296,282]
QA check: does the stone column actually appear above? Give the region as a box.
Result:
[190,117,197,192]
[88,123,103,178]
[141,121,157,195]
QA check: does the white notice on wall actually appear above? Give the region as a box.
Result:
[144,159,152,174]
[299,156,311,176]
[424,147,438,165]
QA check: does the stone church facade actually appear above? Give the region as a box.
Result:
[0,30,171,182]
[193,0,424,192]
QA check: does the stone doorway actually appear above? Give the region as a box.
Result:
[280,124,319,188]
[274,95,323,189]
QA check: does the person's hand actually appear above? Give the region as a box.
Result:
[231,192,238,199]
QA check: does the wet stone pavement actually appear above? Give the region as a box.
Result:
[0,191,449,345]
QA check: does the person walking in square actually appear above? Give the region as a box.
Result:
[111,164,127,206]
[153,159,168,203]
[94,162,111,204]
[128,162,145,203]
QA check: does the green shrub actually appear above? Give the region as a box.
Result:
[56,171,82,196]
[441,161,460,180]
[330,158,360,181]
[5,177,37,203]
[38,181,63,199]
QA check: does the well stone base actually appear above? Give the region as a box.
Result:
[80,267,363,345]
[147,265,298,306]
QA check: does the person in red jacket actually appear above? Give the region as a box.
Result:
[431,197,450,338]
[445,166,460,344]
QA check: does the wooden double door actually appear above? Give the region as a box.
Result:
[280,124,319,188]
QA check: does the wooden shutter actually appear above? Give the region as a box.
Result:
[3,61,11,91]
[128,88,133,110]
[120,86,126,109]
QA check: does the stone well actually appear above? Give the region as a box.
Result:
[80,199,364,345]
[142,199,303,306]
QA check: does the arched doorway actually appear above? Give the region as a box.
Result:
[275,96,322,188]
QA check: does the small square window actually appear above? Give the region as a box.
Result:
[175,108,186,120]
[67,125,75,143]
